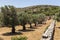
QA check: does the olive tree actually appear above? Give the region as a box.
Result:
[54,13,60,21]
[0,13,4,27]
[38,13,46,24]
[1,6,9,26]
[1,5,18,33]
[27,14,33,28]
[32,14,39,26]
[19,13,30,30]
[32,13,46,26]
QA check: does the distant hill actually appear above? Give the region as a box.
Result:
[16,5,60,14]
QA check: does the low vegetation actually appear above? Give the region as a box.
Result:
[54,13,60,21]
[11,36,27,40]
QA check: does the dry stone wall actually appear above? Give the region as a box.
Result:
[41,20,56,40]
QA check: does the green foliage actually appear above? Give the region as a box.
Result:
[39,13,46,21]
[1,5,47,27]
[16,5,60,16]
[0,13,4,26]
[27,14,33,23]
[32,13,46,24]
[32,14,39,23]
[37,13,45,23]
[54,13,60,21]
[1,5,19,33]
[18,13,33,24]
[19,13,29,25]
[11,36,27,40]
[18,13,32,30]
[1,5,18,26]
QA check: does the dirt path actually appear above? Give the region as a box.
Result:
[54,21,60,40]
[0,19,52,40]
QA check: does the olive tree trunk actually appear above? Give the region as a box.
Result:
[11,25,15,33]
[30,23,32,28]
[23,24,26,30]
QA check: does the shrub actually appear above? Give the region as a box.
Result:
[11,36,27,40]
[54,13,60,21]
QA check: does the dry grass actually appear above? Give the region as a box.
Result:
[0,19,52,40]
[54,21,60,40]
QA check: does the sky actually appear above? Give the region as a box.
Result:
[0,0,60,8]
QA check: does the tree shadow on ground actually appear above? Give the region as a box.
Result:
[37,24,42,27]
[2,32,22,36]
[18,29,35,32]
[27,27,38,29]
[27,24,42,29]
[56,27,60,29]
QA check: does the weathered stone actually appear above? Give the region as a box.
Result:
[41,20,55,40]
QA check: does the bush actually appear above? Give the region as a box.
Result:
[11,36,27,40]
[54,13,60,21]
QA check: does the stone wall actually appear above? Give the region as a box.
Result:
[41,20,56,40]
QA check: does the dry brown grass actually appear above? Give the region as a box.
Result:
[0,19,52,40]
[54,21,60,40]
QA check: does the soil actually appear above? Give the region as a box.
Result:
[0,19,52,40]
[54,21,60,40]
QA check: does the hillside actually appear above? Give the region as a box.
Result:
[16,5,60,15]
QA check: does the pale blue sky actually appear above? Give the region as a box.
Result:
[0,0,60,8]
